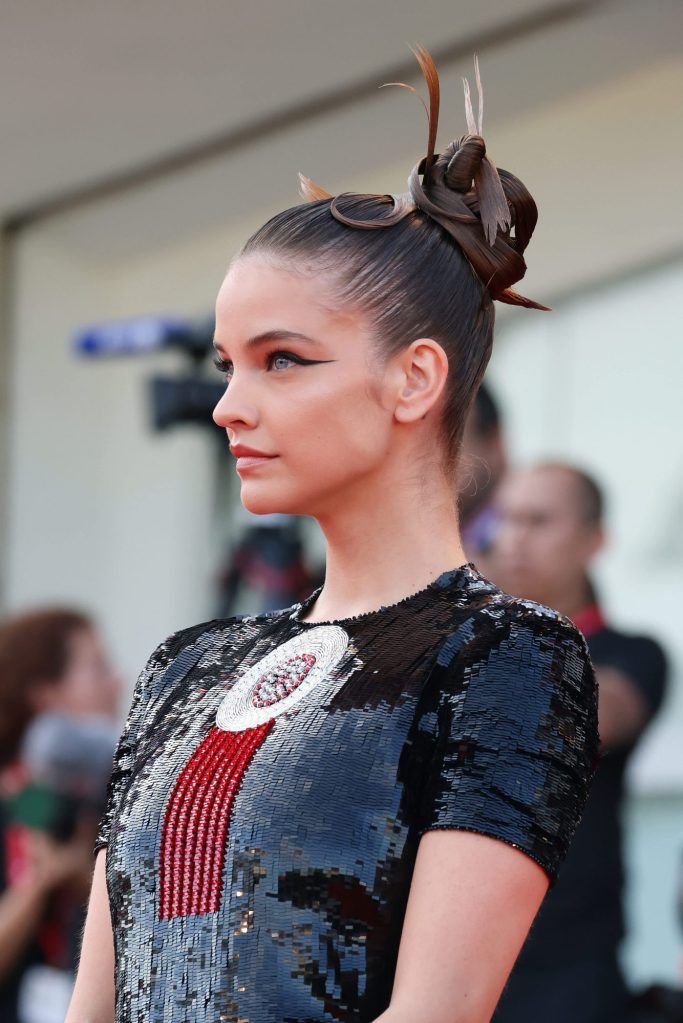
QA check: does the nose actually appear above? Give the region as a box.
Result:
[212,376,259,432]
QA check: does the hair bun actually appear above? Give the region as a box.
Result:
[443,135,487,194]
[300,49,549,311]
[408,50,549,310]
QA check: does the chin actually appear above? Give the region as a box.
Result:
[238,463,360,518]
[512,579,547,604]
[239,481,307,517]
[500,570,534,599]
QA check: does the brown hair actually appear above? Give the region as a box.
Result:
[239,49,547,469]
[0,608,92,767]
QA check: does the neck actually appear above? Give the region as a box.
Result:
[543,576,595,620]
[304,463,468,623]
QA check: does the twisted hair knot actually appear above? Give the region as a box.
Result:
[300,49,549,311]
[442,134,487,193]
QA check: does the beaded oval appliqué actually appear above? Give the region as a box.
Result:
[215,625,349,732]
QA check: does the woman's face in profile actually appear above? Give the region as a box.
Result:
[212,255,398,518]
[31,627,122,719]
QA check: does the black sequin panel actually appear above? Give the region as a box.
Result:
[94,565,599,1023]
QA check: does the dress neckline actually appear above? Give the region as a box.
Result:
[289,562,480,628]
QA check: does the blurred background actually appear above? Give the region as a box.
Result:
[0,1,681,1019]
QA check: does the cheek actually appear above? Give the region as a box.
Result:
[60,662,102,709]
[279,374,391,469]
[238,382,391,516]
[536,529,574,566]
[61,669,90,703]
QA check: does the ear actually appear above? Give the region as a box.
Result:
[585,522,606,560]
[393,338,449,424]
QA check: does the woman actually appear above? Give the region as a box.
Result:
[67,51,599,1023]
[0,608,121,1022]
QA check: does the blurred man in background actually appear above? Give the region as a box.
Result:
[0,608,122,1023]
[491,462,668,1023]
[459,382,507,578]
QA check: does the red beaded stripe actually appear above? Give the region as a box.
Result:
[158,720,273,919]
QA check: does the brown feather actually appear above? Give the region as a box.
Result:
[498,288,551,311]
[378,81,429,123]
[297,173,333,202]
[411,45,440,173]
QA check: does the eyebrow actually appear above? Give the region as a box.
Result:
[213,329,321,356]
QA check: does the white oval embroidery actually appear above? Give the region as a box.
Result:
[215,625,349,732]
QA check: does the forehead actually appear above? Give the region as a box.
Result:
[64,626,101,662]
[499,468,578,513]
[215,256,363,341]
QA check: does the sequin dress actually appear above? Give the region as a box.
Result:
[95,563,599,1023]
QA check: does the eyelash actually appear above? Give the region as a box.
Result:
[212,350,313,379]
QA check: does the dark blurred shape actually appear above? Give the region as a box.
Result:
[149,375,225,431]
[6,712,118,846]
[217,517,320,617]
[73,312,227,432]
[21,712,117,801]
[459,381,507,572]
[629,985,683,1023]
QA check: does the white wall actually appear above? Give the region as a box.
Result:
[6,225,231,681]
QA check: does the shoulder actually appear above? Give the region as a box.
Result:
[491,593,592,671]
[438,586,593,683]
[147,602,300,666]
[155,615,245,660]
[129,606,295,708]
[431,588,599,756]
[480,590,587,639]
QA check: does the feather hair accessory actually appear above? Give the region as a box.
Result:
[298,48,549,311]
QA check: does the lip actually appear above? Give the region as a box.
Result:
[229,443,278,474]
[235,455,278,473]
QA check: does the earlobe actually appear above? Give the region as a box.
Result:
[589,525,606,559]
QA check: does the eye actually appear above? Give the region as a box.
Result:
[268,351,299,372]
[212,356,233,382]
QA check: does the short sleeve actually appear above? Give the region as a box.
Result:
[93,633,181,855]
[417,604,600,887]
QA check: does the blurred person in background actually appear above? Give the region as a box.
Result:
[0,608,122,1023]
[491,462,668,1023]
[459,382,507,577]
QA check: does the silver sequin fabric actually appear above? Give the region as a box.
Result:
[95,563,599,1023]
